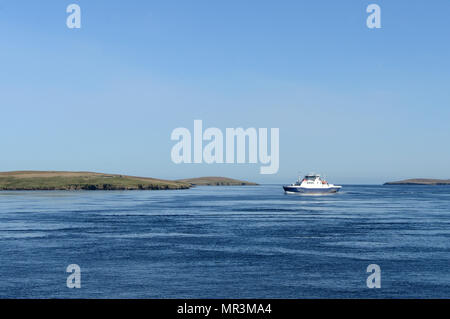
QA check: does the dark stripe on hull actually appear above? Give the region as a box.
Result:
[283,186,340,194]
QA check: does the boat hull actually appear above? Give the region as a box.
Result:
[283,185,341,194]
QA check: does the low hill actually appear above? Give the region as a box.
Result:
[0,171,257,190]
[0,171,190,190]
[177,176,258,186]
[384,178,450,185]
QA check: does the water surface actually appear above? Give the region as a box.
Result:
[0,185,449,298]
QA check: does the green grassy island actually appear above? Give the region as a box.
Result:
[177,176,257,186]
[0,171,256,191]
[384,178,450,185]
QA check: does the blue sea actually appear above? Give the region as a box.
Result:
[0,185,449,298]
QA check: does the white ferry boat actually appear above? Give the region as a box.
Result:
[283,174,342,194]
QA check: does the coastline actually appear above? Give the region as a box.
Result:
[0,171,256,191]
[384,178,450,185]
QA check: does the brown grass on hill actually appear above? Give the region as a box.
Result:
[0,171,169,182]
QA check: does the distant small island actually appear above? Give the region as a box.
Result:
[0,171,256,191]
[177,177,257,186]
[384,178,450,185]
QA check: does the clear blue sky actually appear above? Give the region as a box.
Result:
[1,0,449,184]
